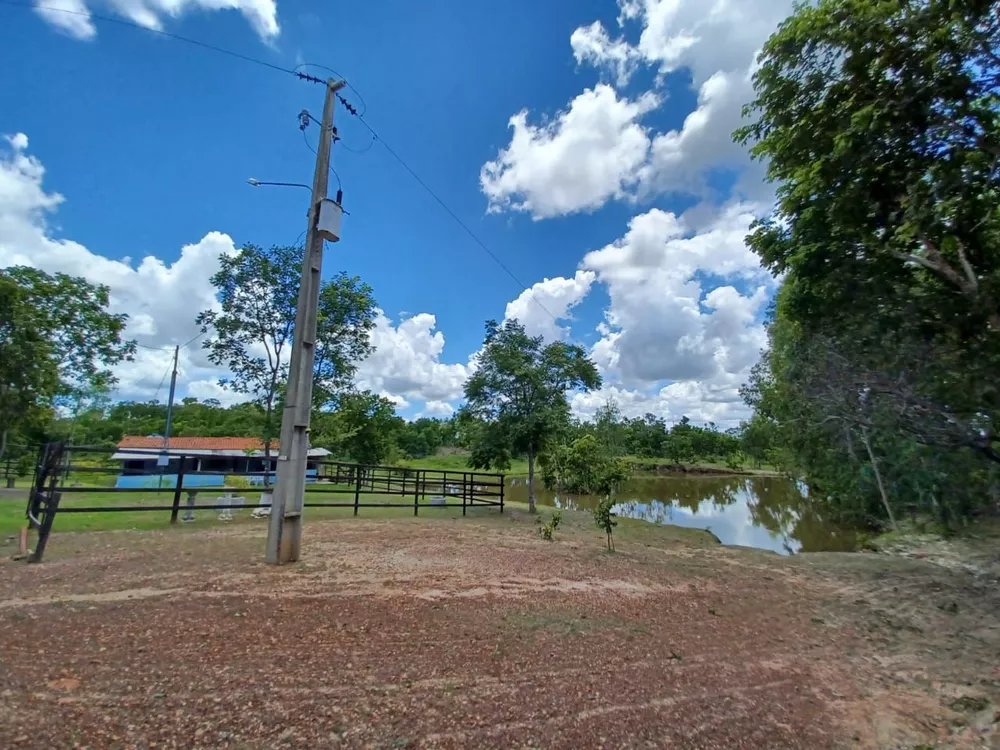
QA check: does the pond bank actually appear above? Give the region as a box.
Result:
[861,518,1000,581]
[630,462,782,478]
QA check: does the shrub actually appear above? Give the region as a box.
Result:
[538,510,562,541]
[593,497,617,551]
[224,475,254,493]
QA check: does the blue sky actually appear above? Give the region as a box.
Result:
[1,0,792,425]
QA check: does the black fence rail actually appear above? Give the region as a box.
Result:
[24,442,504,562]
[1,444,37,488]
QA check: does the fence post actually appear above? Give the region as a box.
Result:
[28,442,65,564]
[170,454,187,524]
[500,474,505,514]
[462,472,467,517]
[414,470,420,516]
[29,491,60,563]
[353,466,361,516]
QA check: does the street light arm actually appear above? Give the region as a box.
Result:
[247,178,312,191]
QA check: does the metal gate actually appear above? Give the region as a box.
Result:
[24,442,65,563]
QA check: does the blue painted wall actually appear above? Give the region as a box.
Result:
[115,471,318,489]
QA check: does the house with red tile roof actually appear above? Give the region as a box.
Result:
[112,436,331,489]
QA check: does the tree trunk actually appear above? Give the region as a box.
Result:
[843,424,859,464]
[861,428,897,531]
[527,445,536,514]
[0,428,7,463]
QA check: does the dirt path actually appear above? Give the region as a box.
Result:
[0,511,997,749]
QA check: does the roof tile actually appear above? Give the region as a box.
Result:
[117,436,276,451]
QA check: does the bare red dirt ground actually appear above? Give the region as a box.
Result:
[1,508,997,749]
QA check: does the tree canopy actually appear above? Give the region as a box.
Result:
[736,0,1000,529]
[461,319,601,512]
[196,243,377,481]
[0,267,133,459]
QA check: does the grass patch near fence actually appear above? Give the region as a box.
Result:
[0,483,501,536]
[397,453,528,475]
[1,488,718,552]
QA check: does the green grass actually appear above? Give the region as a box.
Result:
[1,477,36,489]
[0,483,498,536]
[1,484,719,551]
[397,453,529,475]
[625,456,780,475]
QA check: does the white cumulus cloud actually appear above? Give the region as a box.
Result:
[33,0,279,41]
[621,0,791,85]
[570,21,638,87]
[420,400,455,419]
[581,202,771,389]
[503,270,596,341]
[480,85,659,220]
[484,0,791,218]
[0,133,483,416]
[0,131,241,403]
[355,312,471,406]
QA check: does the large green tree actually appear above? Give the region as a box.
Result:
[196,244,377,483]
[0,267,134,458]
[737,0,1000,340]
[311,391,403,465]
[0,275,57,459]
[540,434,630,495]
[4,266,134,400]
[735,0,1000,528]
[461,319,601,512]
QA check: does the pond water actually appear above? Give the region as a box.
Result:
[504,475,857,555]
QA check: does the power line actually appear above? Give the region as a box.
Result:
[180,330,207,349]
[151,362,172,403]
[134,330,205,352]
[1,0,315,82]
[134,341,173,351]
[9,0,560,324]
[342,101,560,324]
[301,108,374,155]
[289,228,308,248]
[338,136,376,155]
[295,64,367,116]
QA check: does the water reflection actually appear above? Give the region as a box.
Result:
[505,475,855,554]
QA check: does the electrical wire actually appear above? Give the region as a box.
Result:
[134,341,174,351]
[180,330,207,349]
[133,330,205,354]
[302,129,342,192]
[295,63,367,116]
[2,0,302,78]
[338,135,376,154]
[340,101,560,324]
[7,0,559,324]
[302,110,374,155]
[151,362,172,403]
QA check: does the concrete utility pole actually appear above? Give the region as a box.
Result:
[266,77,346,564]
[163,345,180,450]
[158,345,179,489]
